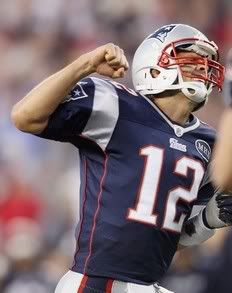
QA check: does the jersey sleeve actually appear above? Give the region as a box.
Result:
[194,167,216,206]
[36,77,120,150]
[195,181,215,205]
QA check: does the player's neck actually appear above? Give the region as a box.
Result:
[152,94,194,126]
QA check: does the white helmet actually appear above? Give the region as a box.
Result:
[132,24,224,103]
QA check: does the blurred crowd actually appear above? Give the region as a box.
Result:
[0,0,232,292]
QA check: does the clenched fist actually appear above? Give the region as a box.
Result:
[85,43,129,79]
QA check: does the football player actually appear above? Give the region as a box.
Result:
[212,49,232,191]
[11,24,232,293]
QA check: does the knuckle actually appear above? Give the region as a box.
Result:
[115,45,121,52]
[106,42,114,48]
[115,59,121,65]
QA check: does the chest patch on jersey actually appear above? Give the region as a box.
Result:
[195,139,211,162]
[62,82,88,103]
[169,138,187,152]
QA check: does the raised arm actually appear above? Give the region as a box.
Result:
[11,43,129,134]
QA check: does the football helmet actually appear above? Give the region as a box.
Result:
[132,24,225,103]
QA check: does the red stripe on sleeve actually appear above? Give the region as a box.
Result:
[105,279,113,293]
[77,275,88,293]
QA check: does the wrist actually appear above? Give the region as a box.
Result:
[73,54,96,81]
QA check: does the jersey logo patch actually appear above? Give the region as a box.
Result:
[62,83,88,103]
[148,25,176,43]
[195,139,211,162]
[169,138,187,152]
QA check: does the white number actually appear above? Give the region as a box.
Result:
[128,146,164,225]
[128,146,205,232]
[162,157,204,232]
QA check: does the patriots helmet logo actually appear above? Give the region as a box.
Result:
[62,82,88,103]
[148,25,176,43]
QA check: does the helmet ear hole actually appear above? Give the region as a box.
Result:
[150,69,160,78]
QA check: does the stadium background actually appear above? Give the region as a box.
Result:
[0,0,231,292]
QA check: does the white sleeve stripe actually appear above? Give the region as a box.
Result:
[190,205,205,217]
[82,78,119,151]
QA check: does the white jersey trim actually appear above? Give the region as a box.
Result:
[82,78,119,151]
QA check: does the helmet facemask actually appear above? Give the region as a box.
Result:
[157,38,225,102]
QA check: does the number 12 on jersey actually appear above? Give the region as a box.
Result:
[127,145,204,232]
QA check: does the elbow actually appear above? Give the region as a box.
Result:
[11,105,29,131]
[11,105,47,134]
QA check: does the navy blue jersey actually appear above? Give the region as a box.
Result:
[37,77,216,284]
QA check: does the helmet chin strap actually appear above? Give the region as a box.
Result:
[135,66,210,103]
[176,66,209,103]
[136,80,209,103]
[181,81,208,103]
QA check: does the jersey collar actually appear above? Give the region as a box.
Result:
[141,94,200,137]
